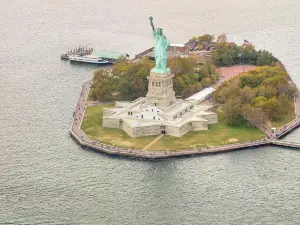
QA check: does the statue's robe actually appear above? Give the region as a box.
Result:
[153,31,169,71]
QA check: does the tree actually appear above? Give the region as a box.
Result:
[116,58,152,100]
[221,53,233,66]
[240,86,256,104]
[197,34,214,43]
[214,66,294,123]
[278,94,293,114]
[217,33,227,43]
[90,69,116,101]
[256,85,277,98]
[256,51,277,66]
[263,97,280,118]
[241,46,254,64]
[168,57,196,76]
[169,57,216,96]
[222,97,244,124]
[257,53,271,66]
[201,77,212,88]
[173,77,185,96]
[208,36,278,66]
[211,50,220,66]
[253,96,279,118]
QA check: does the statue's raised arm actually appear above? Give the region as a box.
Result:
[149,16,155,32]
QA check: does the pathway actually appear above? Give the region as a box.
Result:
[71,80,93,144]
[242,114,274,138]
[213,65,257,88]
[295,92,300,114]
[142,134,164,151]
[272,140,300,149]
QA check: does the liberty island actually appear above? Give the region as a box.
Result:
[69,17,300,156]
[3,1,300,224]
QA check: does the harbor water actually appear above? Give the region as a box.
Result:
[0,0,300,224]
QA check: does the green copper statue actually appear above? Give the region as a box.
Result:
[149,16,170,74]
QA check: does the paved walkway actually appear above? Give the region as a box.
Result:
[142,134,164,151]
[213,65,257,88]
[71,81,92,144]
[295,92,300,114]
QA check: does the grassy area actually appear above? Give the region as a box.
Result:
[265,105,295,128]
[81,104,265,150]
[87,89,93,101]
[148,122,265,150]
[81,104,158,149]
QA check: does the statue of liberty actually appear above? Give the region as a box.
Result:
[149,17,170,74]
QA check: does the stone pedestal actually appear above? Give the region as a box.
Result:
[146,72,176,107]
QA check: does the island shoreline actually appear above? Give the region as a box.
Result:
[69,80,300,160]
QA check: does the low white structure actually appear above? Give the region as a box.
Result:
[185,87,215,103]
[102,71,218,138]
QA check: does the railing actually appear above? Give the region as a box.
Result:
[133,47,154,59]
[275,120,300,139]
[241,113,272,136]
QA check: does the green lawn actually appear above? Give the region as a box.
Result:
[87,90,94,101]
[81,104,265,150]
[81,104,159,149]
[148,122,265,150]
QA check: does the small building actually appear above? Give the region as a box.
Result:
[145,44,189,59]
[185,39,198,50]
[92,51,129,62]
[169,44,189,53]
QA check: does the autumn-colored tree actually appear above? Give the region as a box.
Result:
[222,97,244,124]
[208,35,278,67]
[217,33,227,43]
[214,66,294,124]
[240,86,256,104]
[197,34,214,43]
[90,69,117,101]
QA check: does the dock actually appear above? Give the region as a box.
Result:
[61,47,129,65]
[61,46,93,60]
[272,140,300,149]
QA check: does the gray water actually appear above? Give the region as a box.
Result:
[1,0,300,224]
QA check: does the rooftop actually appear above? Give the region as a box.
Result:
[104,97,217,128]
[186,87,215,102]
[170,44,185,47]
[92,51,129,59]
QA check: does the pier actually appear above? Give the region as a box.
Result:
[69,80,300,159]
[61,46,93,60]
[274,119,300,139]
[271,140,300,149]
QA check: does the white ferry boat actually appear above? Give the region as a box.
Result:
[69,55,111,64]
